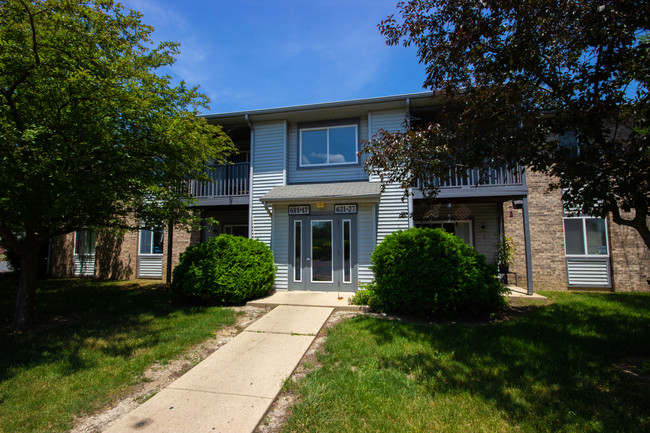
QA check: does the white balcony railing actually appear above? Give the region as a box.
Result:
[417,164,523,189]
[189,162,249,198]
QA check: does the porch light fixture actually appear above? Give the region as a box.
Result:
[512,199,524,209]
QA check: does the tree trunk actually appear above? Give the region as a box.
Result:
[14,247,39,331]
[610,206,650,251]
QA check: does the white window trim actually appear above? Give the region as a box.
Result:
[74,229,96,255]
[415,220,474,246]
[562,216,610,257]
[299,124,358,167]
[139,227,164,256]
[311,219,334,284]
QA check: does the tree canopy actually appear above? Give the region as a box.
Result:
[0,0,233,329]
[363,0,649,248]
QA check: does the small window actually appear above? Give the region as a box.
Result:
[74,229,96,255]
[140,228,164,255]
[300,124,358,167]
[563,217,608,256]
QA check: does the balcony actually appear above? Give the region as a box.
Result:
[414,165,528,200]
[189,162,250,206]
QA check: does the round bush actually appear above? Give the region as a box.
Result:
[170,235,275,305]
[371,227,505,317]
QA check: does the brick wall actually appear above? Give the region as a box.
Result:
[504,171,567,291]
[49,224,201,282]
[505,170,649,292]
[160,226,201,282]
[609,214,650,291]
[95,229,138,279]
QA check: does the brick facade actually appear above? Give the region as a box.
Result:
[505,170,649,292]
[50,225,201,281]
[608,215,650,291]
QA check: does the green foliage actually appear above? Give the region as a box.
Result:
[371,228,505,317]
[368,0,650,249]
[349,283,379,307]
[494,235,517,269]
[170,235,275,305]
[0,0,234,328]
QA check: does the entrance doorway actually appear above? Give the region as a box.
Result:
[288,215,356,291]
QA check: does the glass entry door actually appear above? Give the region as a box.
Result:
[289,215,356,291]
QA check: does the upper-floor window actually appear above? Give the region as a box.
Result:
[300,124,358,167]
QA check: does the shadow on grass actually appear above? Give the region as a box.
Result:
[332,292,650,432]
[0,277,217,383]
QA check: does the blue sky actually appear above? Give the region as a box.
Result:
[119,0,428,114]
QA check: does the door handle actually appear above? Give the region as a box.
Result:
[306,257,311,262]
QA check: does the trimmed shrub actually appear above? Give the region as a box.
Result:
[170,235,275,305]
[371,227,506,317]
[349,282,377,306]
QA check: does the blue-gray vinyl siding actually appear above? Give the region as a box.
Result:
[273,204,289,289]
[286,117,369,184]
[251,121,286,247]
[357,202,376,284]
[369,109,411,243]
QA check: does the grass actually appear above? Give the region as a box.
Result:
[283,291,650,433]
[0,276,237,433]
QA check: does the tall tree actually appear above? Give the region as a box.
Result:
[0,0,233,329]
[364,0,649,248]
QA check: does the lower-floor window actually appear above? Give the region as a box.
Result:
[563,216,610,287]
[563,217,608,256]
[140,227,164,255]
[415,220,473,246]
[74,229,96,255]
[138,227,164,279]
[74,229,96,276]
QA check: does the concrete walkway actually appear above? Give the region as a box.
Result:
[248,290,365,310]
[249,287,547,307]
[104,305,333,433]
[506,285,547,300]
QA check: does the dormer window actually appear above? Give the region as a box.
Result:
[300,124,358,167]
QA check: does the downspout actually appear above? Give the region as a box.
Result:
[166,221,174,283]
[405,98,414,228]
[522,196,534,295]
[246,114,254,239]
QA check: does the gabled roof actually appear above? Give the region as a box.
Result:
[261,181,382,203]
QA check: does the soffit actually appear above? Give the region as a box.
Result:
[202,92,440,125]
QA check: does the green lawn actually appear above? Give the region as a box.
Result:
[283,292,650,433]
[0,277,237,433]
